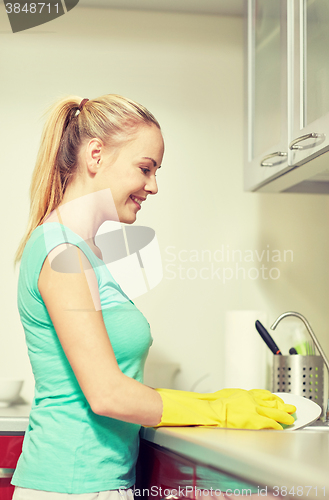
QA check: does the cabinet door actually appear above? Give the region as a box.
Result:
[290,0,329,167]
[136,440,260,500]
[0,435,24,500]
[136,440,196,499]
[245,0,289,191]
[194,463,258,496]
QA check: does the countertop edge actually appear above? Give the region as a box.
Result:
[0,404,30,433]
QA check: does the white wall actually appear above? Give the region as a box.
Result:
[1,6,329,402]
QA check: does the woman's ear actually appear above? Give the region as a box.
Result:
[85,138,103,174]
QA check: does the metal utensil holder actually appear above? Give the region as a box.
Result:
[271,311,329,421]
[272,355,324,416]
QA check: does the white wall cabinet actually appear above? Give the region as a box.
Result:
[245,0,329,193]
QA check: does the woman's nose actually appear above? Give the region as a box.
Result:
[145,176,158,195]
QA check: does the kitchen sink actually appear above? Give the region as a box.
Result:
[301,421,329,432]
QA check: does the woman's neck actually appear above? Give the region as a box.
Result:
[44,188,119,259]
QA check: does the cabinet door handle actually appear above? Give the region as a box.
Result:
[0,468,15,479]
[289,132,324,150]
[260,152,287,167]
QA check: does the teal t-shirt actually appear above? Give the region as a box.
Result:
[12,222,152,494]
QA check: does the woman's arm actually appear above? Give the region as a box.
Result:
[38,244,163,426]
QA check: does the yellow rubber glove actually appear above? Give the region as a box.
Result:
[151,388,245,401]
[248,389,296,414]
[152,387,296,413]
[210,391,295,429]
[151,388,296,430]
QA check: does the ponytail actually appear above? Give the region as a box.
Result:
[15,96,81,263]
[15,94,160,264]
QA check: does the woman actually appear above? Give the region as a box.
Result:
[12,94,295,499]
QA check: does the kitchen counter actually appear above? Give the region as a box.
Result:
[2,404,328,497]
[141,425,329,499]
[0,403,30,434]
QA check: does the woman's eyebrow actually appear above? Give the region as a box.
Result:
[142,157,161,168]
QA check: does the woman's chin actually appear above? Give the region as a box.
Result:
[119,213,137,224]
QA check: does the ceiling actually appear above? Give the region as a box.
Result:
[77,0,244,17]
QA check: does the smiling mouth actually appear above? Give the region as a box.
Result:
[130,195,145,207]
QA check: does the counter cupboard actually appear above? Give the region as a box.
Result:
[0,436,24,500]
[0,404,28,500]
[137,426,329,500]
[136,439,259,500]
[245,0,329,193]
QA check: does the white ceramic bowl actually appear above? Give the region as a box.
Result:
[0,379,24,407]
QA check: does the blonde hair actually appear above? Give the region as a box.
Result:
[15,94,160,263]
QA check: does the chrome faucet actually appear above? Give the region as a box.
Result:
[271,311,329,422]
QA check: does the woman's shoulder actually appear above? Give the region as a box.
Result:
[19,223,101,292]
[22,222,66,257]
[21,222,89,271]
[25,222,90,255]
[30,223,106,279]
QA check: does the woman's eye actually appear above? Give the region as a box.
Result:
[140,168,150,174]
